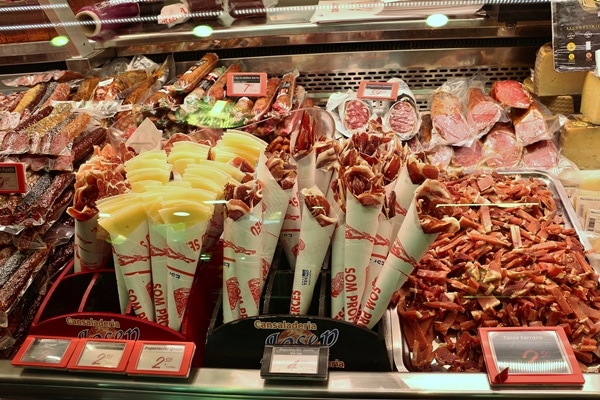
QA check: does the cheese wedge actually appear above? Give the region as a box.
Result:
[195,159,246,182]
[532,43,586,96]
[560,114,600,169]
[580,71,600,124]
[97,202,147,239]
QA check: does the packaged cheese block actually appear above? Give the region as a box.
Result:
[580,71,600,124]
[560,115,600,169]
[532,43,586,96]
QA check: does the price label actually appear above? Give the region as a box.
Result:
[0,162,26,194]
[260,345,329,381]
[358,81,399,100]
[227,73,267,97]
[479,327,584,386]
[12,336,78,370]
[68,339,133,373]
[127,341,195,378]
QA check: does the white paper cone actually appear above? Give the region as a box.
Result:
[360,215,392,311]
[315,168,334,199]
[257,153,292,288]
[327,187,346,320]
[110,220,154,321]
[344,192,384,323]
[74,215,110,272]
[166,219,209,332]
[295,150,316,194]
[279,182,301,268]
[148,221,169,327]
[389,162,419,242]
[290,201,336,315]
[356,201,439,329]
[222,219,240,324]
[202,203,224,253]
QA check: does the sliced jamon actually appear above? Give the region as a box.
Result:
[426,145,453,170]
[521,139,559,169]
[430,91,474,146]
[466,87,504,135]
[482,123,522,169]
[489,80,532,109]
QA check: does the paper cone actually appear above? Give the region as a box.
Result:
[327,186,346,320]
[202,203,224,253]
[360,215,392,311]
[148,221,169,327]
[74,215,110,272]
[388,161,419,242]
[222,218,240,324]
[356,179,459,329]
[109,220,155,322]
[279,181,301,268]
[257,152,292,288]
[290,192,337,315]
[295,149,316,194]
[343,191,384,323]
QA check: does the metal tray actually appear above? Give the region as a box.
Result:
[390,169,595,373]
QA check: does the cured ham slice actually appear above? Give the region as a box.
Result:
[430,91,474,146]
[512,100,551,146]
[452,140,483,169]
[482,123,522,169]
[489,80,532,109]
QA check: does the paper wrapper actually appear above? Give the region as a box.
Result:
[148,221,169,327]
[279,181,301,268]
[356,180,459,329]
[360,215,392,310]
[74,214,110,272]
[222,204,263,322]
[290,193,337,315]
[295,149,316,194]
[109,219,155,321]
[388,160,419,243]
[257,152,292,288]
[328,183,346,320]
[343,191,384,323]
[166,219,209,332]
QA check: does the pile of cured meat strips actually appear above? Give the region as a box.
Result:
[393,171,600,372]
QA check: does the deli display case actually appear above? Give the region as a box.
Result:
[3,0,600,398]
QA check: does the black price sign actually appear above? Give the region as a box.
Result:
[260,345,329,381]
[12,336,78,370]
[479,327,584,386]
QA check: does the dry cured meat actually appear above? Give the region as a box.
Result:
[395,171,600,371]
[224,180,264,220]
[466,87,504,135]
[206,63,242,104]
[271,70,298,116]
[451,140,483,170]
[430,91,474,146]
[489,80,532,110]
[512,100,551,146]
[521,139,559,169]
[251,76,280,122]
[173,53,219,93]
[481,123,522,169]
[343,99,371,134]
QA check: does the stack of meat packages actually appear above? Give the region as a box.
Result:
[0,70,108,358]
[419,77,561,172]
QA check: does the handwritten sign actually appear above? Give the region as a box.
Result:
[127,341,195,378]
[227,73,268,97]
[260,345,328,381]
[358,81,399,100]
[479,327,584,386]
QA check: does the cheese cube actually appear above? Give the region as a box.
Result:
[560,115,600,169]
[580,71,600,124]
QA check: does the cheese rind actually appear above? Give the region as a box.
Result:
[560,115,600,169]
[533,43,586,96]
[580,71,600,124]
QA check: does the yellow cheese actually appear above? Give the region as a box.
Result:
[538,95,575,116]
[97,202,148,239]
[196,159,246,182]
[580,71,600,124]
[532,43,586,96]
[560,115,600,169]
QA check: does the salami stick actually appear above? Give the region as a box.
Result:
[173,52,219,93]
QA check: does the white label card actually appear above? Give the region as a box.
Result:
[136,344,186,372]
[76,341,127,369]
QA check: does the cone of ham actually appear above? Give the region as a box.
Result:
[356,179,460,329]
[290,186,337,315]
[328,170,347,320]
[291,111,317,193]
[259,151,296,288]
[342,163,385,323]
[222,180,264,323]
[97,193,155,321]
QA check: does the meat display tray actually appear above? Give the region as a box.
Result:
[390,169,594,373]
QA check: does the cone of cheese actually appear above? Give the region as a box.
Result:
[343,164,385,323]
[290,186,337,315]
[356,179,459,329]
[97,193,155,321]
[160,186,216,331]
[222,179,264,322]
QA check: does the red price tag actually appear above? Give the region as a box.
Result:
[358,81,399,100]
[227,72,267,97]
[0,162,26,194]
